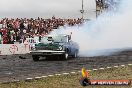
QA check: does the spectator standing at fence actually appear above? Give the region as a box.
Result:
[3,35,8,44]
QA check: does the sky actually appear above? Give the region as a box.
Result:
[0,0,96,19]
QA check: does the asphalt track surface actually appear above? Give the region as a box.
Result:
[0,50,132,82]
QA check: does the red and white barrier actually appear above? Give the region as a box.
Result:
[0,44,30,55]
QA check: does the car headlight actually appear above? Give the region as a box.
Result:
[31,44,36,50]
[58,46,63,50]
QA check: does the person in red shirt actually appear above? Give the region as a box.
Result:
[2,29,7,35]
[3,35,8,44]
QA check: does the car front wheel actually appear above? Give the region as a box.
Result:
[32,55,39,61]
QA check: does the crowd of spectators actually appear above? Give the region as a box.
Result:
[0,16,82,44]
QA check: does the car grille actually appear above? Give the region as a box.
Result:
[35,46,57,50]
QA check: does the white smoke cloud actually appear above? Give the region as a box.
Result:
[51,0,132,56]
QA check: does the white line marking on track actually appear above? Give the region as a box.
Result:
[71,72,76,74]
[41,76,48,78]
[121,65,125,67]
[99,68,105,70]
[63,73,69,75]
[114,66,118,68]
[93,69,98,71]
[26,78,33,80]
[13,80,19,82]
[5,72,13,75]
[78,71,81,73]
[55,74,61,76]
[128,64,132,66]
[4,63,132,84]
[107,67,111,69]
[35,77,42,79]
[48,75,54,77]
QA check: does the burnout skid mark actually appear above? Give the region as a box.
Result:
[9,45,18,54]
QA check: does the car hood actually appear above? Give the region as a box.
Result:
[35,42,62,50]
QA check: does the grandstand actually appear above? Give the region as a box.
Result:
[0,17,82,44]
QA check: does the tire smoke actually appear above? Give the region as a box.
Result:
[50,0,132,57]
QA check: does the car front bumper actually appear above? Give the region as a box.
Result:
[30,50,65,55]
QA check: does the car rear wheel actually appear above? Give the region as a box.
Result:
[61,53,68,60]
[73,51,78,58]
[32,55,39,61]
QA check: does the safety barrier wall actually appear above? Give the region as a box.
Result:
[0,44,30,55]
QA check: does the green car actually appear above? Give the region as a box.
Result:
[30,34,79,61]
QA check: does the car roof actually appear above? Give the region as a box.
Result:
[43,34,69,37]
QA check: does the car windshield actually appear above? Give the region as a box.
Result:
[41,35,68,44]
